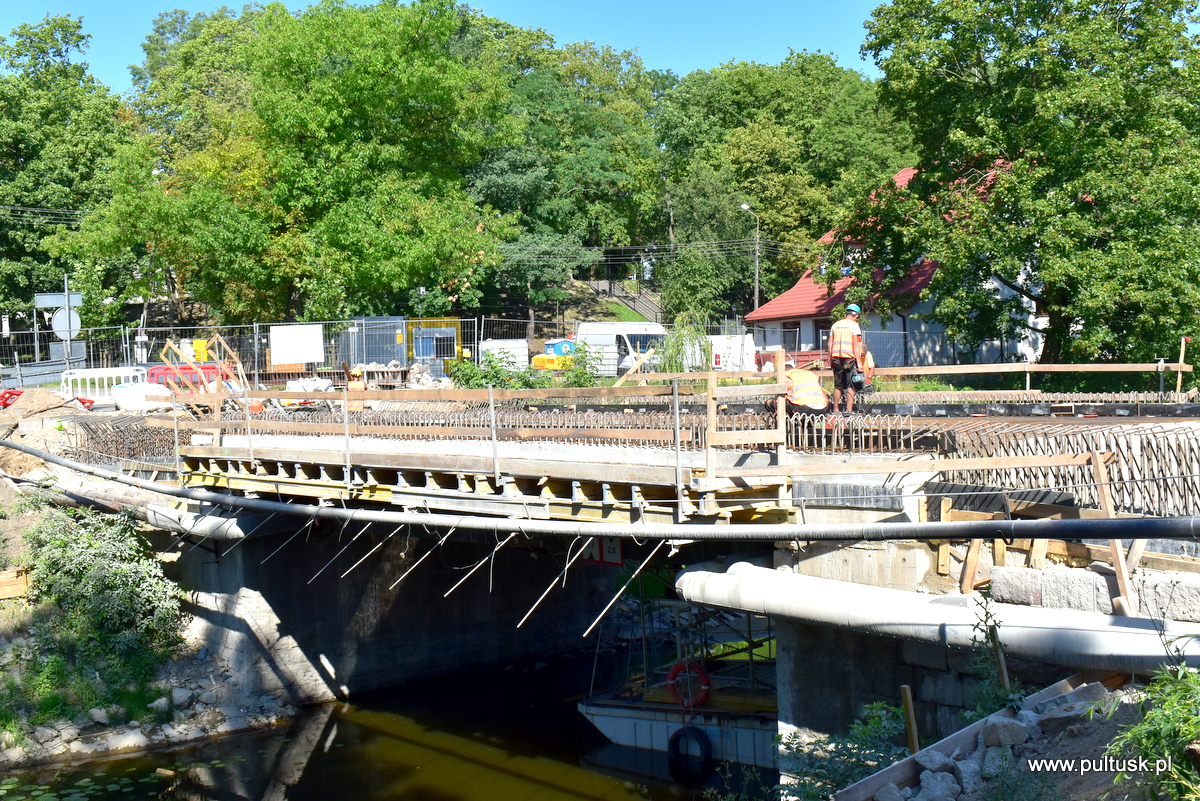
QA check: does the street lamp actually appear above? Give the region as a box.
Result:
[739,204,760,310]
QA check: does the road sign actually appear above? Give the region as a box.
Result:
[34,292,82,309]
[51,307,80,340]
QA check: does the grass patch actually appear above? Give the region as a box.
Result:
[601,301,650,322]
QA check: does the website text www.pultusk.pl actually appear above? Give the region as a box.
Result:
[1026,755,1173,775]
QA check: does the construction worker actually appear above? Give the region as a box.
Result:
[764,365,829,415]
[852,346,876,397]
[828,303,863,413]
[347,366,366,413]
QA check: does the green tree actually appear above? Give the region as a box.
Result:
[655,53,914,318]
[855,0,1200,363]
[70,0,517,324]
[0,16,123,322]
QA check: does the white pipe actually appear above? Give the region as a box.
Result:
[676,562,1200,673]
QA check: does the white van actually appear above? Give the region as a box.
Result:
[575,322,668,376]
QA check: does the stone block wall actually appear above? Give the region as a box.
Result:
[991,564,1200,621]
[776,620,1063,744]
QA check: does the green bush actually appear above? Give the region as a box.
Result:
[0,508,183,727]
[559,341,601,388]
[1106,656,1200,799]
[449,351,553,389]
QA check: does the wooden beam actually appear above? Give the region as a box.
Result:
[993,539,1007,568]
[707,429,786,447]
[1091,450,1139,617]
[1005,498,1146,520]
[718,452,1112,479]
[960,539,983,594]
[867,362,1192,377]
[1126,539,1148,575]
[900,684,920,756]
[944,509,1005,522]
[712,382,788,399]
[1028,539,1048,570]
[999,539,1200,576]
[612,347,655,388]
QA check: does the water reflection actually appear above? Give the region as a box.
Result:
[6,657,770,800]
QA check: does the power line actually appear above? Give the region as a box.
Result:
[0,205,87,228]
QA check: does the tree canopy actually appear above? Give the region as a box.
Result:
[0,15,124,323]
[846,0,1200,363]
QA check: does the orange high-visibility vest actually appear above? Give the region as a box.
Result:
[829,318,861,359]
[784,369,827,411]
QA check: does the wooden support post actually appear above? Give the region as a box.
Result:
[940,496,952,521]
[774,349,786,374]
[1092,451,1138,616]
[1126,539,1148,576]
[1028,539,1048,570]
[989,624,1011,692]
[993,539,1007,568]
[1178,335,1188,395]
[937,542,951,576]
[900,684,920,755]
[960,539,983,594]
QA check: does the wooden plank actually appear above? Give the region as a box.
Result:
[900,684,919,755]
[945,509,1004,522]
[1006,498,1145,520]
[993,539,1007,568]
[612,347,655,388]
[999,539,1200,576]
[1126,539,1148,575]
[960,539,983,594]
[868,362,1192,377]
[712,382,788,399]
[717,452,1111,479]
[1028,539,1048,570]
[0,569,28,600]
[937,542,951,576]
[1092,450,1138,616]
[707,429,786,447]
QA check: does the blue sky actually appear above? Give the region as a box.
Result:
[0,0,883,96]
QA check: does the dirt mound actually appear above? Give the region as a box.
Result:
[0,389,74,427]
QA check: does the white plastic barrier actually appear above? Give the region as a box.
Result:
[61,367,148,402]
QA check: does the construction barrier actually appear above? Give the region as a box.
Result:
[60,366,148,402]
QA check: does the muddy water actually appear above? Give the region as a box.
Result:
[5,655,774,800]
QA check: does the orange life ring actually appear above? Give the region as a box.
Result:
[666,661,711,709]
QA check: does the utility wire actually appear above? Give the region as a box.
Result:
[0,205,87,228]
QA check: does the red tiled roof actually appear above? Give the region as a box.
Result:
[745,259,938,323]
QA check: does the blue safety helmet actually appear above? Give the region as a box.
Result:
[846,303,861,314]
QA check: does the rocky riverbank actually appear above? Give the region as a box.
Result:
[0,633,298,771]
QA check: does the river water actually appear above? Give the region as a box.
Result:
[3,654,776,801]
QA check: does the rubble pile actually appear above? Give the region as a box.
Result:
[873,681,1143,801]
